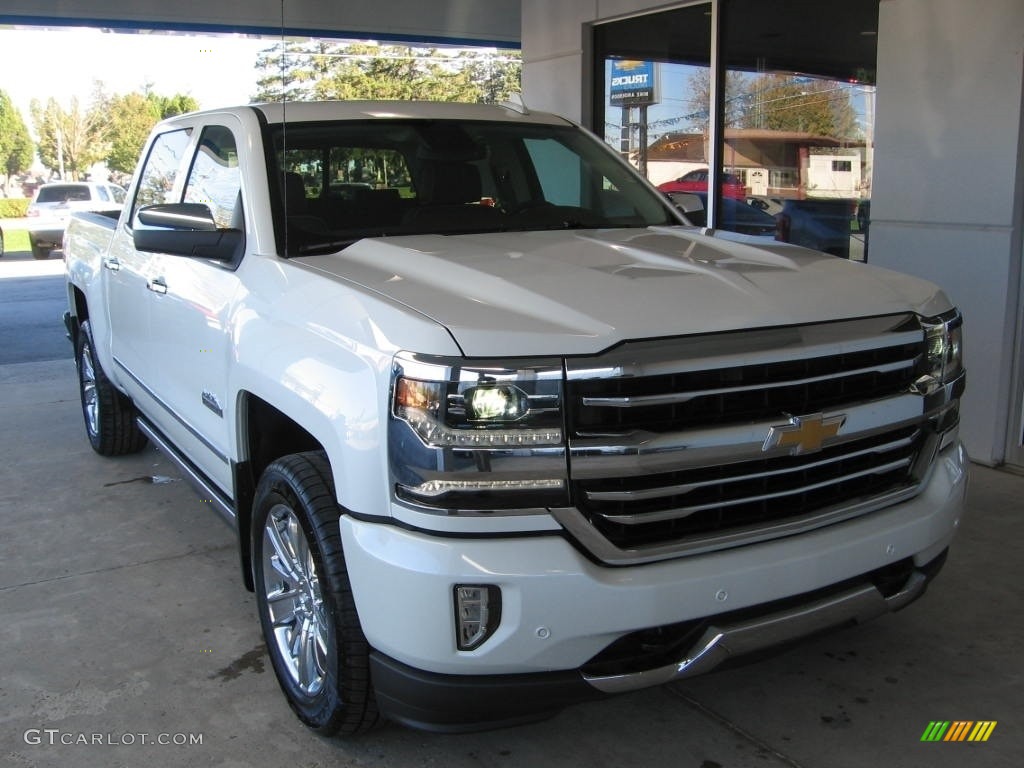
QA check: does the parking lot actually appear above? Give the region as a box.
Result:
[0,247,1021,768]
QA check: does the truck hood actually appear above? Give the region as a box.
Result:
[296,227,952,357]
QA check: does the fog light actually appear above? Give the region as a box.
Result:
[454,585,502,651]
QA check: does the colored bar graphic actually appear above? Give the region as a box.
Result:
[921,721,950,741]
[921,720,997,742]
[944,721,972,741]
[968,722,997,742]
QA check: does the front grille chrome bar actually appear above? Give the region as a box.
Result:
[597,457,913,525]
[582,359,916,408]
[586,430,919,505]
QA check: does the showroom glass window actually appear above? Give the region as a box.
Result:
[593,0,878,261]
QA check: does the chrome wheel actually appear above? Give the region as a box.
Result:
[79,339,99,438]
[262,503,329,696]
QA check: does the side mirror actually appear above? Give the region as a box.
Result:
[666,192,706,227]
[133,203,242,261]
[666,192,704,215]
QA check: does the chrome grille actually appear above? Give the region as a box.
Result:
[574,426,924,550]
[569,329,923,434]
[563,314,933,557]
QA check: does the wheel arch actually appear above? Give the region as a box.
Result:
[234,391,328,591]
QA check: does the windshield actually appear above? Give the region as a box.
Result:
[268,119,680,255]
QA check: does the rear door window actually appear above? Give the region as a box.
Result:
[184,125,242,229]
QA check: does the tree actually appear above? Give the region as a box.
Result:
[31,97,107,180]
[739,75,859,139]
[684,71,860,140]
[92,88,200,177]
[150,92,200,119]
[253,39,338,102]
[461,49,522,104]
[0,90,33,193]
[251,40,521,104]
[101,92,160,175]
[685,68,750,134]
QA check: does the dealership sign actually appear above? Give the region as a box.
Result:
[609,60,658,106]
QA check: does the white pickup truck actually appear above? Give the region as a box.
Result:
[63,101,967,735]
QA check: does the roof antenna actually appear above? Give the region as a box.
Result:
[500,93,530,115]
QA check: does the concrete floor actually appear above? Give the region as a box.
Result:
[1,356,1021,768]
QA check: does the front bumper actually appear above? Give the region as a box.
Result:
[341,440,967,730]
[369,549,947,732]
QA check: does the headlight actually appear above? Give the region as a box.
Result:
[464,384,529,422]
[923,312,964,382]
[915,310,965,451]
[915,311,965,394]
[390,352,568,511]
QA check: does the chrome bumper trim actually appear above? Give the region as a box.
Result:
[583,570,928,694]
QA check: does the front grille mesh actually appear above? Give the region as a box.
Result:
[573,426,923,549]
[568,341,923,434]
[565,316,929,553]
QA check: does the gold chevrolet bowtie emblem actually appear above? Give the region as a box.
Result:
[763,413,846,455]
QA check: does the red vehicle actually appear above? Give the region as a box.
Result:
[657,168,746,199]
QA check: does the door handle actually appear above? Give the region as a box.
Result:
[102,257,121,272]
[147,277,168,295]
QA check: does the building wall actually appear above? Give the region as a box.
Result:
[523,0,1024,465]
[522,0,664,121]
[0,0,521,45]
[871,0,1024,464]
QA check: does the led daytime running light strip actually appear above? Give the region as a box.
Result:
[399,406,563,447]
[402,478,566,498]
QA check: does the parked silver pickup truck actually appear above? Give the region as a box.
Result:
[63,100,967,735]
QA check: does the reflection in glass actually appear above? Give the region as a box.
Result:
[593,0,878,259]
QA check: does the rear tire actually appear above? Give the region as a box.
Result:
[252,451,379,736]
[75,319,148,455]
[31,244,50,260]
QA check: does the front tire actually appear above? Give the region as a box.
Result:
[252,451,379,735]
[75,319,148,455]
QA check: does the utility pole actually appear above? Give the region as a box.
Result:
[57,123,65,180]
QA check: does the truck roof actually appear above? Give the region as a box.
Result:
[228,100,573,126]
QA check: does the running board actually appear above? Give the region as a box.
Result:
[136,417,236,528]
